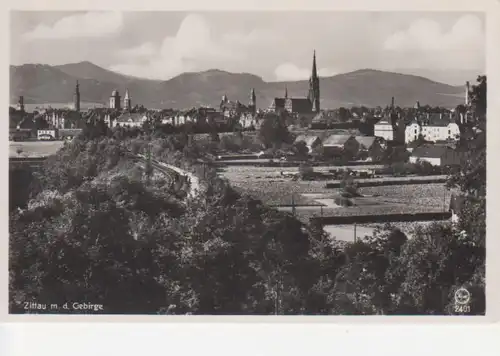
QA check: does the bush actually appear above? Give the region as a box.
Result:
[299,162,314,177]
[335,196,354,207]
[340,177,362,197]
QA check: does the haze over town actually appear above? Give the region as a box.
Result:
[11,11,484,85]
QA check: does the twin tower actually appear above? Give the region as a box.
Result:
[72,51,320,113]
[72,81,132,112]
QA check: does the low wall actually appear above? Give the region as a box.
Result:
[310,211,451,225]
[216,154,269,161]
[325,176,447,188]
[9,156,47,162]
[217,160,382,168]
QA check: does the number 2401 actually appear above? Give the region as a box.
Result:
[454,305,471,313]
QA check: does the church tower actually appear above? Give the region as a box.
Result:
[17,96,25,112]
[124,89,132,111]
[308,50,320,112]
[109,89,121,110]
[74,81,81,112]
[465,81,470,106]
[249,88,256,114]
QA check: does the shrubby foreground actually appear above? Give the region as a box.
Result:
[9,78,486,315]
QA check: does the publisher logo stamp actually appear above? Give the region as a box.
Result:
[454,287,470,305]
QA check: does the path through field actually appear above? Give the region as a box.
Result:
[9,141,65,158]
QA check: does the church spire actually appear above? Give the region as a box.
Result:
[311,50,318,80]
[124,88,132,110]
[285,86,288,99]
[74,80,80,112]
[250,88,256,113]
[308,50,320,112]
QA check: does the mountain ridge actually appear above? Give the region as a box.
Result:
[10,61,467,109]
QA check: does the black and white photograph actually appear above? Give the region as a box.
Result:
[8,9,487,316]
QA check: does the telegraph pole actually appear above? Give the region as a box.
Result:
[443,186,446,211]
[354,223,357,242]
[146,143,152,186]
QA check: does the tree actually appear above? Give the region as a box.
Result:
[209,130,220,144]
[298,162,314,179]
[293,141,309,159]
[258,113,291,149]
[447,75,486,248]
[340,176,360,198]
[469,75,486,119]
[337,107,350,122]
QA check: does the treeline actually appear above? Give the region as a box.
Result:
[9,77,486,315]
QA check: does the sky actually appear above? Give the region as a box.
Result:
[10,11,485,84]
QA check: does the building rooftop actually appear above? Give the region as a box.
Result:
[375,118,391,125]
[322,134,353,147]
[411,144,454,158]
[354,136,376,149]
[294,134,320,147]
[116,113,146,123]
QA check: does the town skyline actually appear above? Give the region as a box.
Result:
[10,11,485,85]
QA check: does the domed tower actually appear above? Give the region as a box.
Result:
[124,89,132,111]
[109,89,121,110]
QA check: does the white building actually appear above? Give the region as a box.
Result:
[405,120,421,143]
[38,129,58,140]
[112,113,148,128]
[409,144,463,167]
[160,112,199,126]
[239,112,262,130]
[404,115,460,143]
[374,118,394,141]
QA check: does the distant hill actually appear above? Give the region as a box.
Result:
[10,61,467,110]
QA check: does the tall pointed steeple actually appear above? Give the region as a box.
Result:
[250,88,256,114]
[311,50,317,80]
[308,50,320,112]
[73,80,80,112]
[124,88,132,110]
[284,86,288,99]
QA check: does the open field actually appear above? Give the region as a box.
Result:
[218,159,384,168]
[228,170,455,220]
[219,165,384,183]
[325,175,448,188]
[9,141,65,158]
[324,220,442,242]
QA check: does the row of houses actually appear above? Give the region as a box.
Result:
[374,112,463,144]
[294,134,385,160]
[294,132,465,167]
